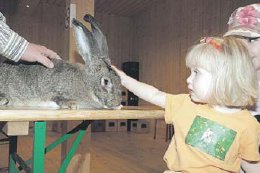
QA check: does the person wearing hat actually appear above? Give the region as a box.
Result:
[225,3,260,72]
[225,3,260,173]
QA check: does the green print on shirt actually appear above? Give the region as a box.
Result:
[185,116,237,161]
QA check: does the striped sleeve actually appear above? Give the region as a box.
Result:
[0,12,28,62]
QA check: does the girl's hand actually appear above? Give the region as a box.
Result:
[111,65,126,79]
[111,64,166,108]
[241,159,260,173]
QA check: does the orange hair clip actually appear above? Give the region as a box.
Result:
[200,37,222,51]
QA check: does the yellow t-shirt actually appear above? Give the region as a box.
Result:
[164,94,260,173]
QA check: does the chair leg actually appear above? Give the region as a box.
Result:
[153,119,157,139]
[8,136,18,173]
[169,125,174,139]
[165,125,169,142]
[165,124,174,142]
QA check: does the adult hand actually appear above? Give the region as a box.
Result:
[20,43,61,68]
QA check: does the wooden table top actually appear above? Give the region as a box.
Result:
[0,106,165,121]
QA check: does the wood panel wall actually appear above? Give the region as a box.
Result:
[95,0,259,105]
[5,2,67,59]
[94,13,135,67]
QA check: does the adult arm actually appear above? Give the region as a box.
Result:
[0,12,28,62]
[0,12,60,68]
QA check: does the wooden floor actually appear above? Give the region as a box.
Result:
[0,120,169,173]
[90,131,169,173]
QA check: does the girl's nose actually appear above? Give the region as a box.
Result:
[186,74,192,84]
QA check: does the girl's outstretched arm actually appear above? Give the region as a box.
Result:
[112,66,166,108]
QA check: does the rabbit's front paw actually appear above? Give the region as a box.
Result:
[69,104,81,110]
[60,103,80,110]
[52,96,78,109]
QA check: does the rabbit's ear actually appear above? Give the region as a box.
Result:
[83,14,111,65]
[72,19,100,66]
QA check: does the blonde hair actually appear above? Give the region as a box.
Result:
[186,36,257,107]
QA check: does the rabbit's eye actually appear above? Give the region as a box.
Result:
[104,79,109,85]
[101,77,112,92]
[101,77,111,86]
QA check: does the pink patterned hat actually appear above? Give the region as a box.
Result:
[224,4,260,37]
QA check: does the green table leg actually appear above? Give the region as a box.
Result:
[58,121,91,173]
[7,120,90,173]
[9,155,20,173]
[32,121,46,173]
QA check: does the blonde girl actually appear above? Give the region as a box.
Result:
[113,36,260,173]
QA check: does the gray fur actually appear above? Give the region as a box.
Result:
[0,16,122,109]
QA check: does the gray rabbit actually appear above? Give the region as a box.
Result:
[0,14,122,109]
